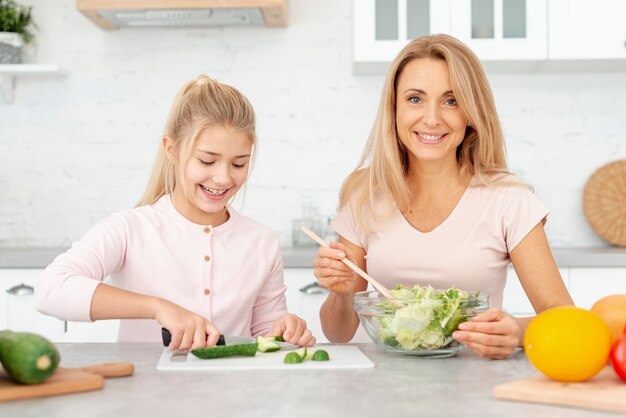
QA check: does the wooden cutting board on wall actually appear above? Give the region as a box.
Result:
[0,362,134,402]
[493,367,626,413]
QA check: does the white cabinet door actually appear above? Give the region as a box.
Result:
[568,268,626,309]
[284,268,371,343]
[450,0,548,61]
[353,0,452,73]
[0,269,65,341]
[503,267,569,316]
[548,0,626,60]
[55,320,119,343]
[0,268,119,342]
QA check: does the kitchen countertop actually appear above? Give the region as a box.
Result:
[0,343,620,418]
[1,246,626,269]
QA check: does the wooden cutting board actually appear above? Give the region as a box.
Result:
[157,345,374,371]
[493,366,626,413]
[0,362,134,402]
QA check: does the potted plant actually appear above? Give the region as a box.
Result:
[0,0,36,64]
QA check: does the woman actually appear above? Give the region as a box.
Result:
[313,34,573,359]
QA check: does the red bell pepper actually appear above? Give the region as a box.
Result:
[610,324,626,382]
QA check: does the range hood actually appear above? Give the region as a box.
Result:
[76,0,288,29]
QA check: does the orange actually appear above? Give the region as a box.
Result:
[591,294,626,345]
[524,306,611,382]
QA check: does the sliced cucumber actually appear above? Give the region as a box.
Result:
[283,352,303,364]
[311,350,330,361]
[191,343,258,359]
[295,347,307,360]
[256,336,281,353]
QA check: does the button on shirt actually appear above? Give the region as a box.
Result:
[35,195,288,342]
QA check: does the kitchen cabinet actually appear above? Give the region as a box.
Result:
[284,268,371,343]
[548,0,626,60]
[568,268,626,308]
[353,0,626,73]
[353,0,546,72]
[503,267,626,314]
[0,269,65,341]
[503,267,569,316]
[353,0,451,73]
[0,268,119,342]
[449,0,548,61]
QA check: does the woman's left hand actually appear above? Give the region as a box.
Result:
[271,314,316,347]
[452,307,522,359]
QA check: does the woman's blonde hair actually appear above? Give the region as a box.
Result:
[137,75,256,207]
[341,34,512,232]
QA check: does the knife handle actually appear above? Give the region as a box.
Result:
[161,328,225,347]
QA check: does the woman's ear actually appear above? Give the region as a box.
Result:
[162,136,175,161]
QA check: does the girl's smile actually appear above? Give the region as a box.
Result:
[199,184,230,200]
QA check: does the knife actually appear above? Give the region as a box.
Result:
[161,328,297,349]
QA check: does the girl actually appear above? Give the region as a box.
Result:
[313,34,573,359]
[35,75,315,351]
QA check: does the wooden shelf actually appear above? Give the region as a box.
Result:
[0,64,68,103]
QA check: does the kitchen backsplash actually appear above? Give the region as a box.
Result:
[0,0,625,249]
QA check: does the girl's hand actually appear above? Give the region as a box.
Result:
[155,299,220,351]
[271,314,316,347]
[451,308,522,360]
[313,242,356,294]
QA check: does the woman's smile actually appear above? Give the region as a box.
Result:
[415,131,447,144]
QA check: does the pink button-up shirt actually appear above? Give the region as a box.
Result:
[35,195,288,342]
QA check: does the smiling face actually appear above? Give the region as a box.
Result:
[395,58,468,171]
[167,124,253,226]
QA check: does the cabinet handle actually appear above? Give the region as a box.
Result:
[6,283,34,296]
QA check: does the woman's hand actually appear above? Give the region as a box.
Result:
[313,242,357,294]
[271,314,316,347]
[451,308,523,360]
[155,299,220,351]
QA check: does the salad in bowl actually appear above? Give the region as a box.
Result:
[353,284,490,357]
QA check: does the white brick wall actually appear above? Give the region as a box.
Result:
[1,0,625,248]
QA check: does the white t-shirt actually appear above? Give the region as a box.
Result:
[332,180,549,309]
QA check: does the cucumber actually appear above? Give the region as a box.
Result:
[0,330,60,384]
[295,347,307,360]
[256,336,281,353]
[283,352,303,364]
[191,343,258,359]
[311,350,330,361]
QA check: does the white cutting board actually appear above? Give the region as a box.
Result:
[156,345,374,371]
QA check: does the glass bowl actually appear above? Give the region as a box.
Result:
[353,289,490,358]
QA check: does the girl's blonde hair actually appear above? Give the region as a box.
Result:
[137,75,256,207]
[341,34,513,232]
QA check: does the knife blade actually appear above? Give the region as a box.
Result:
[161,328,297,349]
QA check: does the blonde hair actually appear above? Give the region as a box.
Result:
[340,34,513,232]
[137,75,256,207]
